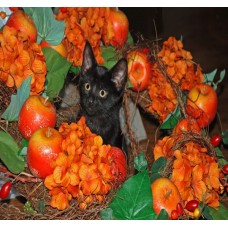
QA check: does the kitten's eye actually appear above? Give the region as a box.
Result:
[84,83,91,91]
[99,90,107,98]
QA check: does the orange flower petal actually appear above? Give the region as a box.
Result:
[80,178,102,195]
[208,162,220,189]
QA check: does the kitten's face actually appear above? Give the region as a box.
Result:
[79,42,127,116]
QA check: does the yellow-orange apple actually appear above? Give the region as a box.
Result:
[151,177,182,217]
[186,84,218,128]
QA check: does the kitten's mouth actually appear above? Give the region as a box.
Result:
[85,107,97,116]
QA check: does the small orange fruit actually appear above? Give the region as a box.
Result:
[151,177,182,217]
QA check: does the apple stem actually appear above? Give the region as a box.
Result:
[46,127,52,138]
[44,96,49,105]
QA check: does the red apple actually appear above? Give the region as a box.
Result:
[186,84,218,128]
[27,127,63,178]
[40,40,67,58]
[18,95,56,140]
[108,147,127,183]
[127,49,152,91]
[102,8,129,48]
[6,10,37,43]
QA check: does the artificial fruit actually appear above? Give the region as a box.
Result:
[18,95,57,140]
[27,127,63,179]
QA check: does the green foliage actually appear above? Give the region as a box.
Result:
[100,208,113,220]
[1,76,32,122]
[202,203,228,220]
[221,129,228,145]
[69,65,81,75]
[204,69,226,91]
[23,7,65,45]
[156,209,169,220]
[160,104,182,130]
[134,152,148,172]
[100,169,156,220]
[215,147,228,167]
[127,32,134,45]
[151,156,167,183]
[0,131,25,174]
[101,153,155,220]
[24,201,37,215]
[43,48,72,100]
[101,45,118,69]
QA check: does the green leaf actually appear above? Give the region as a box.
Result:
[127,32,134,45]
[18,147,27,156]
[43,48,72,100]
[127,79,133,89]
[151,156,167,183]
[1,76,32,122]
[160,104,182,130]
[134,152,148,172]
[37,200,45,214]
[101,45,118,69]
[0,131,25,174]
[100,208,114,220]
[69,65,81,75]
[21,138,28,148]
[156,209,169,220]
[214,69,225,90]
[204,69,217,85]
[107,170,156,220]
[23,7,65,45]
[204,69,226,90]
[221,129,228,145]
[203,204,228,220]
[214,147,227,167]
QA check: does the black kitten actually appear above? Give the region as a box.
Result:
[79,42,127,149]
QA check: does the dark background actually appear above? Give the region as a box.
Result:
[120,7,228,159]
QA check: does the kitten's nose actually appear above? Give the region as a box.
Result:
[88,97,94,106]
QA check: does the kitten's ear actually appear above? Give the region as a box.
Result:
[81,41,97,74]
[111,58,128,91]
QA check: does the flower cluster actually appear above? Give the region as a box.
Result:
[0,26,47,95]
[153,136,220,210]
[147,36,204,123]
[56,7,113,66]
[44,117,127,210]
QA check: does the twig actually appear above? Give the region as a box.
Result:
[156,57,188,118]
[0,165,41,183]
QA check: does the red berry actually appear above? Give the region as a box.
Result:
[0,182,11,199]
[210,135,222,147]
[171,210,179,220]
[176,202,184,216]
[185,200,199,212]
[222,164,228,175]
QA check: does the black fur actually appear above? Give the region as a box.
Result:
[79,42,127,148]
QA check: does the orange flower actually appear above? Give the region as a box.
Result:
[208,162,220,190]
[49,187,71,210]
[56,7,110,66]
[0,26,47,94]
[44,117,126,210]
[153,137,220,211]
[153,136,175,160]
[192,165,207,201]
[147,36,204,123]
